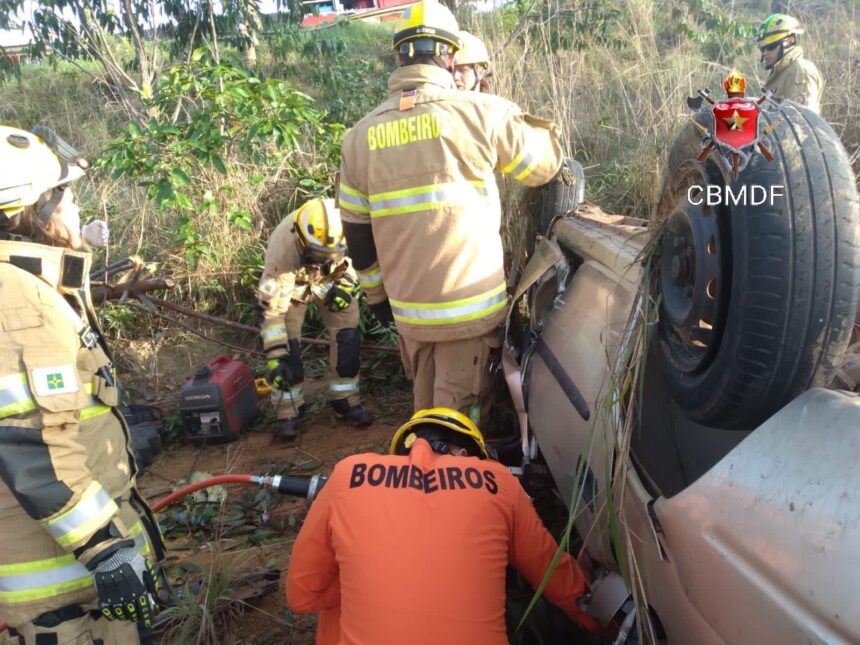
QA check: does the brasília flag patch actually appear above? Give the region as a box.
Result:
[32,365,79,396]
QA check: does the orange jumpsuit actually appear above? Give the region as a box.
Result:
[286,439,597,643]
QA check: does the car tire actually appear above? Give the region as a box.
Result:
[538,158,585,236]
[655,101,860,429]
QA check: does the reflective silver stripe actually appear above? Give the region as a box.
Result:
[368,182,489,218]
[390,284,508,325]
[338,185,370,213]
[261,324,288,342]
[357,267,383,289]
[328,379,359,396]
[505,151,537,180]
[0,524,151,602]
[310,282,335,300]
[271,387,304,405]
[43,481,118,548]
[0,557,88,594]
[0,372,36,419]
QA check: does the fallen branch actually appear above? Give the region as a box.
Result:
[134,296,265,356]
[91,277,175,302]
[145,295,400,355]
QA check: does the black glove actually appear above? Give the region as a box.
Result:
[86,541,159,626]
[325,284,354,312]
[370,300,395,327]
[267,357,294,390]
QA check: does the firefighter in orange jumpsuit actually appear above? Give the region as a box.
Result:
[338,0,570,423]
[285,408,600,643]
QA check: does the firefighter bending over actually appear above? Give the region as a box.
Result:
[258,198,373,440]
[0,125,166,644]
[286,408,600,643]
[339,0,571,420]
[755,13,823,113]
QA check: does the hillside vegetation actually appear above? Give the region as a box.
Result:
[1,0,857,338]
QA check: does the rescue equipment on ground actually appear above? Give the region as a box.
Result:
[179,355,257,443]
[150,473,328,512]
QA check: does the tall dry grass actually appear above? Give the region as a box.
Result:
[0,0,857,327]
[464,0,859,213]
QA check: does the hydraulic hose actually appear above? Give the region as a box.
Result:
[151,472,327,512]
[0,472,327,637]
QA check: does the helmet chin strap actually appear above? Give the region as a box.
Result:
[36,188,65,224]
[470,67,481,91]
[764,39,790,70]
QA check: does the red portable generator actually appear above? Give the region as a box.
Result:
[180,355,257,443]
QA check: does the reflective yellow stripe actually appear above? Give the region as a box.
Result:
[310,281,335,300]
[0,553,79,576]
[338,184,370,213]
[0,521,152,603]
[42,481,118,548]
[261,323,288,344]
[390,283,508,325]
[0,569,92,603]
[271,386,304,407]
[368,181,488,218]
[356,266,383,289]
[0,372,36,419]
[81,383,110,421]
[0,376,110,421]
[502,148,540,181]
[129,520,152,556]
[80,402,111,421]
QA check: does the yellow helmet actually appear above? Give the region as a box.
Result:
[0,125,87,219]
[390,407,490,458]
[723,70,746,95]
[393,0,460,57]
[454,31,489,68]
[293,198,347,259]
[755,14,804,47]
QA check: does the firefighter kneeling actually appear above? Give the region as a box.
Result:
[258,198,373,439]
[286,408,600,643]
[0,125,165,643]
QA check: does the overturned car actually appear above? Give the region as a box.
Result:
[515,98,860,643]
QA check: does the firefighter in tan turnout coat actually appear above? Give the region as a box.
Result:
[339,0,566,420]
[756,14,823,114]
[0,126,165,643]
[258,198,373,439]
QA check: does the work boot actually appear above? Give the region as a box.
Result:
[272,404,306,440]
[330,399,373,428]
[273,417,300,440]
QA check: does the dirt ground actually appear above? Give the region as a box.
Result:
[117,333,413,644]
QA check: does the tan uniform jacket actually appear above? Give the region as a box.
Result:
[338,65,563,343]
[0,240,164,627]
[257,213,357,359]
[764,47,823,114]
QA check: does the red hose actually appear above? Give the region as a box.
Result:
[150,474,256,513]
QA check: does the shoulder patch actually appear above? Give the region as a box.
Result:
[32,365,79,396]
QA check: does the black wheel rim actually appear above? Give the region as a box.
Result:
[657,162,728,375]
